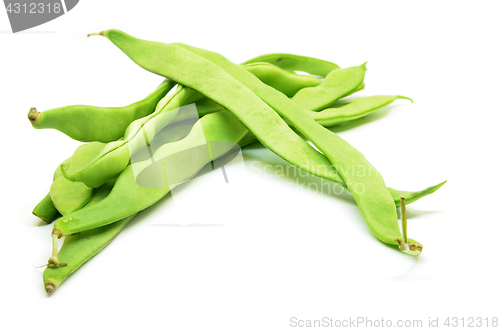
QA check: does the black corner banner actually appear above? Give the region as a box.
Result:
[3,0,79,33]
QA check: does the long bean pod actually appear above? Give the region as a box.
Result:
[241,53,340,76]
[28,79,176,143]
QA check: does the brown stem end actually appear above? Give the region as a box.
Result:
[87,31,104,37]
[28,107,40,122]
[45,283,56,295]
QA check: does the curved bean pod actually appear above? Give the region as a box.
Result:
[28,79,176,143]
[310,95,412,126]
[242,53,366,98]
[241,53,340,77]
[92,30,421,254]
[292,64,367,111]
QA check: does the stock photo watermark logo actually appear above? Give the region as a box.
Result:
[3,0,79,33]
[127,102,376,199]
[129,103,244,191]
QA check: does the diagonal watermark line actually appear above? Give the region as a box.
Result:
[221,166,229,183]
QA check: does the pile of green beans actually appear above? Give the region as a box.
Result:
[28,30,445,294]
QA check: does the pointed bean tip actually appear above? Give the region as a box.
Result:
[435,180,447,190]
[397,96,413,103]
[361,62,368,70]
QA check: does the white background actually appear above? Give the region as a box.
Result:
[1,0,499,330]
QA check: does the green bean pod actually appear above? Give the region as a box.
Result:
[92,30,422,254]
[44,179,136,294]
[243,62,321,97]
[292,63,367,111]
[28,79,176,143]
[241,53,340,77]
[310,95,412,126]
[32,194,61,223]
[242,53,365,97]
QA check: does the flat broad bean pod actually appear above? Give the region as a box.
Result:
[241,53,340,77]
[241,53,366,96]
[28,79,176,143]
[292,64,367,111]
[243,62,321,97]
[89,30,421,254]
